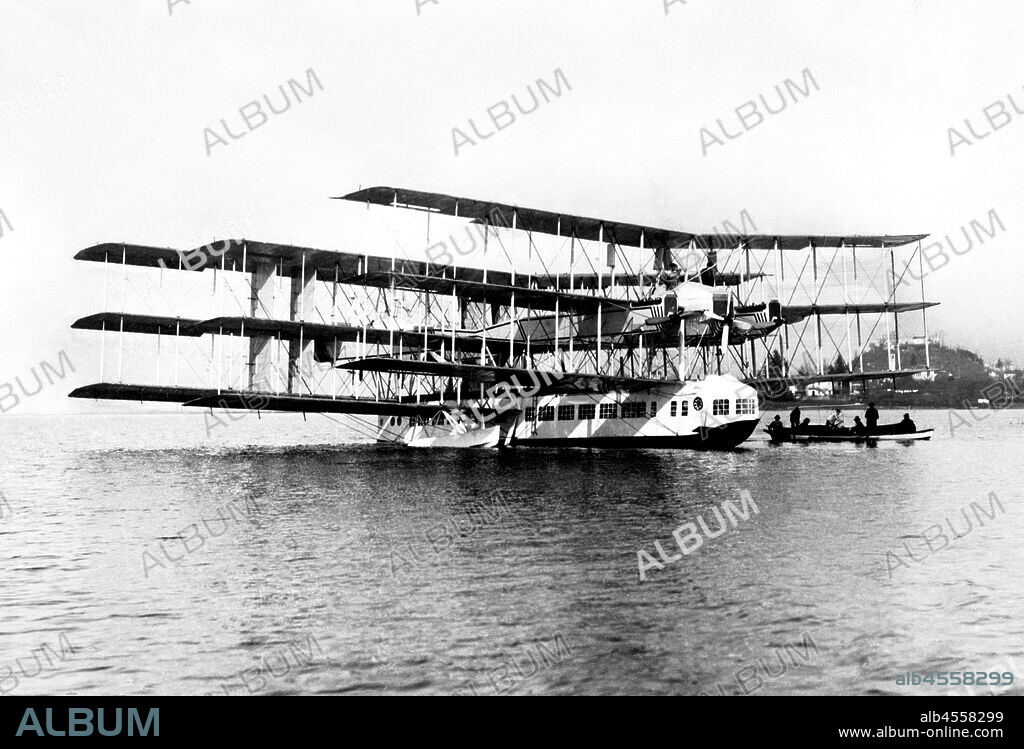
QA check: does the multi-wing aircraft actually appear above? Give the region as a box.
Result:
[68,187,937,449]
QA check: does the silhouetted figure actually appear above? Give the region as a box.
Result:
[699,251,717,286]
[865,402,879,432]
[658,261,682,291]
[899,413,917,433]
[852,416,866,435]
[790,406,801,429]
[767,415,785,438]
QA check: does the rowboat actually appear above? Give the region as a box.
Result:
[764,424,933,443]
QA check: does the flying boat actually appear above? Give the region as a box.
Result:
[68,187,938,449]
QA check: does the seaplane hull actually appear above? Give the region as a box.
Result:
[508,419,759,449]
[405,425,501,448]
[376,375,760,450]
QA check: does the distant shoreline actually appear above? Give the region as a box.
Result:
[761,401,1024,411]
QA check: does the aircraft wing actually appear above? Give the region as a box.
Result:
[73,241,660,291]
[181,392,443,416]
[199,315,540,359]
[336,186,928,250]
[354,271,647,314]
[483,269,766,289]
[75,240,403,279]
[335,187,690,249]
[68,382,443,416]
[338,356,669,394]
[69,383,221,403]
[780,301,937,323]
[72,241,765,292]
[72,312,536,361]
[746,368,933,389]
[72,312,206,336]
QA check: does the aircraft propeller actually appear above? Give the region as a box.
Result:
[704,291,752,349]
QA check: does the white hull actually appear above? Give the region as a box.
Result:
[377,375,761,450]
[407,426,501,448]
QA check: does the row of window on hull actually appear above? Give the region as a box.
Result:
[525,398,756,423]
[378,398,758,429]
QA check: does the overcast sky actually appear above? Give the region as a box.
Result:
[1,0,1021,412]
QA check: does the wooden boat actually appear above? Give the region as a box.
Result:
[764,422,933,443]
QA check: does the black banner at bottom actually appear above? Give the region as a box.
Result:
[0,696,1015,741]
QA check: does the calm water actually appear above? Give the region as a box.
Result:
[1,407,1021,696]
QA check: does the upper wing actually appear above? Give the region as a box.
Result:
[336,186,928,250]
[335,187,689,249]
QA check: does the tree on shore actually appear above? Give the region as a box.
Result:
[826,354,850,375]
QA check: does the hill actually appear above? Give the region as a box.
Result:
[764,340,1021,408]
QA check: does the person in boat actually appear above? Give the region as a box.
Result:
[852,416,866,435]
[767,415,785,437]
[826,408,844,430]
[790,406,801,429]
[899,413,917,433]
[801,417,811,429]
[865,402,879,433]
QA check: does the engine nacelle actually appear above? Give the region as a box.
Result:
[664,292,678,317]
[712,292,729,318]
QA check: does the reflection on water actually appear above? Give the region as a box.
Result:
[0,408,1021,695]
